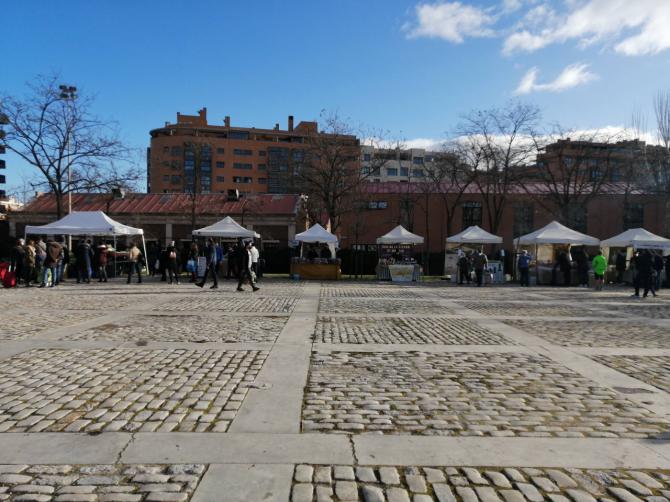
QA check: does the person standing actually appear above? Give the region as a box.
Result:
[10,239,25,287]
[633,249,655,298]
[166,240,180,285]
[40,238,62,287]
[76,239,93,284]
[558,250,572,287]
[35,237,47,282]
[615,250,627,284]
[188,242,199,282]
[458,252,470,285]
[592,249,607,291]
[575,249,589,288]
[237,240,259,292]
[24,240,36,287]
[196,238,218,289]
[225,244,234,279]
[653,251,664,292]
[127,242,143,284]
[517,250,532,287]
[250,243,260,276]
[472,249,488,287]
[97,243,109,282]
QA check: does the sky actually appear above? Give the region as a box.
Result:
[3,0,670,196]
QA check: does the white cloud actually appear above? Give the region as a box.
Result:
[514,63,597,95]
[405,2,496,43]
[504,0,670,56]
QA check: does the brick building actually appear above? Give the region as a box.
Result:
[148,108,359,196]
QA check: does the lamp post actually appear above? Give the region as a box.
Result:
[59,84,77,251]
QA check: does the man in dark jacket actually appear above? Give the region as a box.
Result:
[615,250,627,284]
[237,240,259,292]
[196,238,218,289]
[76,240,94,283]
[40,239,62,287]
[653,251,664,291]
[633,249,655,298]
[457,252,470,285]
[166,240,180,285]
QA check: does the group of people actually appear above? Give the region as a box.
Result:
[630,248,666,298]
[193,238,260,291]
[456,249,490,287]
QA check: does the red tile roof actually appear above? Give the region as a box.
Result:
[18,193,299,216]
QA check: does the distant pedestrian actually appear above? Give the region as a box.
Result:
[653,251,664,291]
[225,244,234,279]
[24,240,36,287]
[472,249,488,287]
[575,248,589,288]
[166,240,180,285]
[517,250,531,287]
[188,242,199,282]
[250,243,260,276]
[592,249,607,291]
[58,237,69,282]
[196,238,218,289]
[40,238,62,287]
[76,239,93,283]
[632,249,655,298]
[126,242,143,284]
[457,252,470,285]
[237,240,259,292]
[97,243,109,282]
[10,239,25,287]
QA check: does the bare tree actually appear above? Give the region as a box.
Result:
[0,74,138,218]
[178,140,212,232]
[649,91,670,233]
[456,102,540,235]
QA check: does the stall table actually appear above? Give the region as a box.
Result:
[291,262,341,280]
[376,262,421,282]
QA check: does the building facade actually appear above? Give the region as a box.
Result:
[148,108,359,196]
[360,145,441,183]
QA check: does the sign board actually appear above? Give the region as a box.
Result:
[388,264,415,282]
[197,257,207,278]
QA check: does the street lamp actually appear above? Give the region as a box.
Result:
[59,84,77,216]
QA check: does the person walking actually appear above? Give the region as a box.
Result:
[457,252,470,285]
[592,249,607,291]
[237,240,259,292]
[10,239,25,287]
[517,250,532,287]
[575,249,589,288]
[196,238,218,289]
[97,243,109,282]
[166,240,180,285]
[633,249,655,298]
[615,250,627,284]
[250,243,260,276]
[24,240,36,287]
[225,244,234,279]
[127,242,143,284]
[76,239,93,283]
[58,237,69,283]
[472,249,488,287]
[653,251,664,292]
[40,238,62,288]
[188,242,199,282]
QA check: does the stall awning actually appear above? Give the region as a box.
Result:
[376,225,424,245]
[516,220,599,246]
[192,216,259,238]
[447,225,502,244]
[601,228,670,249]
[295,223,338,243]
[25,211,144,236]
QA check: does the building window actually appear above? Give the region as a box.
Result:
[567,205,587,234]
[163,146,169,153]
[412,169,424,177]
[229,131,249,140]
[171,175,181,185]
[162,175,169,182]
[234,163,253,170]
[386,168,398,176]
[368,201,388,210]
[259,151,266,157]
[216,176,225,182]
[216,148,225,154]
[292,150,304,162]
[623,203,644,230]
[170,146,182,156]
[462,201,482,228]
[258,164,266,170]
[413,157,424,164]
[216,161,225,168]
[233,176,253,184]
[234,149,253,156]
[513,204,534,238]
[258,178,267,184]
[363,154,371,161]
[400,167,409,177]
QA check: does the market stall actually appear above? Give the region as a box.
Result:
[25,211,146,277]
[601,228,670,283]
[515,220,600,285]
[445,226,503,283]
[292,224,341,280]
[192,216,260,276]
[376,225,423,282]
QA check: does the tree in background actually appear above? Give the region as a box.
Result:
[0,74,139,218]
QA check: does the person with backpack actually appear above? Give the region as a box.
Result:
[166,240,180,285]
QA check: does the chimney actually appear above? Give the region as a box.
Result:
[199,107,207,120]
[274,123,279,130]
[224,115,230,128]
[288,115,294,131]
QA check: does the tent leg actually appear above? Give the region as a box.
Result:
[142,235,148,278]
[535,244,539,286]
[113,236,117,279]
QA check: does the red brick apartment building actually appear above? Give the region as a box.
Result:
[148,108,359,196]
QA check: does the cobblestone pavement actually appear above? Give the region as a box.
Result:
[503,320,670,348]
[593,355,670,393]
[153,296,297,313]
[0,348,268,432]
[0,312,102,340]
[291,465,670,502]
[319,298,448,315]
[64,315,287,343]
[0,463,205,501]
[320,287,419,298]
[595,304,670,319]
[315,317,514,345]
[458,301,611,318]
[303,351,668,436]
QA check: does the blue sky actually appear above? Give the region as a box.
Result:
[4,0,670,194]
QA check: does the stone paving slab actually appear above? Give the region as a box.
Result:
[0,348,268,433]
[290,464,670,502]
[593,355,670,394]
[319,299,448,315]
[0,312,103,340]
[600,304,670,319]
[0,463,205,502]
[63,314,287,343]
[503,320,670,348]
[457,301,613,318]
[153,296,298,313]
[315,317,514,345]
[320,287,419,298]
[303,351,669,437]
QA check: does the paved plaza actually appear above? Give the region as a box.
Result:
[2,279,670,501]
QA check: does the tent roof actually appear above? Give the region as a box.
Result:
[25,211,143,236]
[192,216,259,238]
[446,225,502,244]
[294,223,338,243]
[516,220,599,246]
[601,228,670,249]
[377,225,424,245]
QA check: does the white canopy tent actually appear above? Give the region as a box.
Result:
[601,228,670,250]
[447,225,502,245]
[515,221,600,246]
[377,225,424,245]
[294,224,338,244]
[192,216,259,239]
[24,211,147,276]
